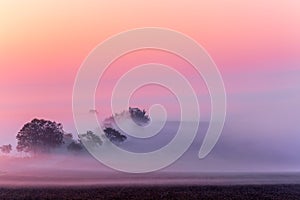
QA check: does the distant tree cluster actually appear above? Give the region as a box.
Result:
[79,130,102,148]
[11,107,149,155]
[102,107,150,144]
[129,107,150,125]
[67,141,83,152]
[0,144,12,154]
[103,127,127,144]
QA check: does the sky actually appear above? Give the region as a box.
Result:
[0,0,300,154]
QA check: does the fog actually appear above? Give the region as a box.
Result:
[1,116,300,186]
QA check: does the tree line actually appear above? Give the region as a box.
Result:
[0,107,149,155]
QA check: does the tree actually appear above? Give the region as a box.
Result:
[104,127,127,144]
[16,118,64,154]
[0,144,12,154]
[129,107,150,125]
[67,141,83,152]
[79,131,102,148]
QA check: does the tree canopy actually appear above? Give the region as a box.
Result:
[79,131,103,148]
[16,118,64,154]
[129,107,150,125]
[67,141,83,152]
[104,127,127,144]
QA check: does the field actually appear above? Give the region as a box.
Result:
[1,172,300,199]
[1,185,300,200]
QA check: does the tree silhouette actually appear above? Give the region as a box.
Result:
[129,107,150,125]
[0,144,12,154]
[104,127,127,144]
[67,141,83,152]
[79,131,102,148]
[16,118,64,154]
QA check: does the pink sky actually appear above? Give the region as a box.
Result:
[0,1,300,145]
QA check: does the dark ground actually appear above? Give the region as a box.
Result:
[1,184,300,200]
